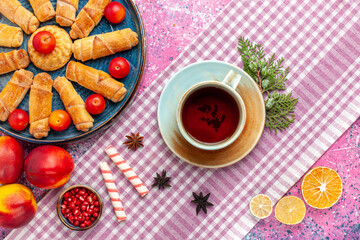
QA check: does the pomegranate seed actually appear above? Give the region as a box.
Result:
[61,187,100,228]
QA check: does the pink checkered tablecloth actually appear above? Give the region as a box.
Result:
[6,0,360,239]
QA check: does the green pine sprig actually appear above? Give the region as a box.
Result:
[238,36,298,133]
[265,91,298,133]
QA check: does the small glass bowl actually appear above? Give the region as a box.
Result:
[57,185,103,231]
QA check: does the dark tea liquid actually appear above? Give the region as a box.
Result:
[181,86,240,144]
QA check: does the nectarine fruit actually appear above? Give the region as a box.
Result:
[0,184,37,228]
[0,136,25,184]
[24,145,74,189]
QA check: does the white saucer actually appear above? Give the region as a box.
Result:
[157,61,265,168]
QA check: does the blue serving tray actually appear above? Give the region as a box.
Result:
[0,0,146,144]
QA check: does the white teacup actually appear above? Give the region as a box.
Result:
[176,70,246,150]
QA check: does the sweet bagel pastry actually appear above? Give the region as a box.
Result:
[0,69,33,122]
[29,0,56,22]
[29,73,53,139]
[73,28,139,62]
[53,76,94,132]
[0,23,23,48]
[66,61,127,103]
[56,0,79,27]
[28,25,73,71]
[0,50,30,75]
[0,0,39,34]
[70,0,111,39]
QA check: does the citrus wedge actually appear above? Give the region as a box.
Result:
[301,166,342,209]
[275,196,306,225]
[249,194,272,219]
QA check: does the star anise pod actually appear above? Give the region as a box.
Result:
[123,132,144,150]
[152,170,171,189]
[191,192,214,215]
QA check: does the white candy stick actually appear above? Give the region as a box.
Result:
[99,162,127,222]
[105,145,149,197]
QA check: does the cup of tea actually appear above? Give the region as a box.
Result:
[176,70,246,150]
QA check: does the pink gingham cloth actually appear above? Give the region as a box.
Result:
[6,0,360,239]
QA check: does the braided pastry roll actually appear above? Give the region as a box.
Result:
[0,50,30,75]
[0,69,33,122]
[0,24,23,48]
[0,0,39,34]
[69,0,111,39]
[66,61,127,103]
[53,76,94,132]
[56,0,79,26]
[29,0,56,22]
[73,28,139,62]
[29,73,53,139]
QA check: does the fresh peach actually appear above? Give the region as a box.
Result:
[0,184,37,228]
[24,145,74,189]
[0,136,25,184]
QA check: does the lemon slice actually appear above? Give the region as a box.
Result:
[249,194,272,219]
[301,166,342,209]
[275,196,306,225]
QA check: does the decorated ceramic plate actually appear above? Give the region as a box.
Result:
[0,0,146,144]
[157,61,266,168]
